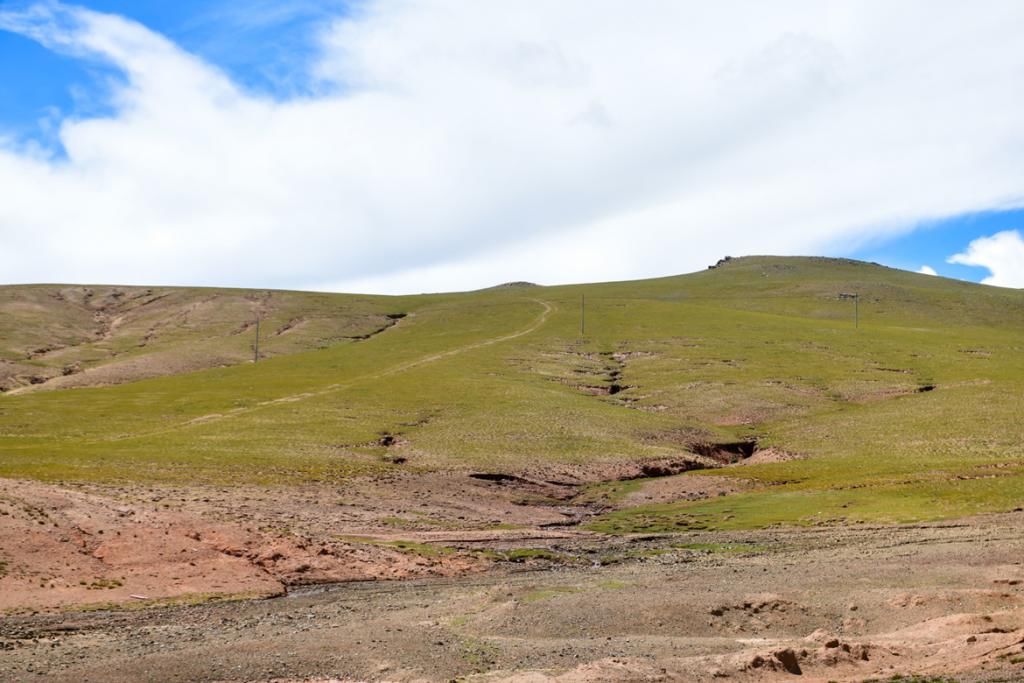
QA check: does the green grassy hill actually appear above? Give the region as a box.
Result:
[0,285,412,392]
[3,256,1023,530]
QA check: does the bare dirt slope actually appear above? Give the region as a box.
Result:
[2,476,1023,682]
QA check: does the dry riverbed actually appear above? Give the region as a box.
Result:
[2,474,1024,681]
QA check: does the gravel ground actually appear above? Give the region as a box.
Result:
[3,511,1024,682]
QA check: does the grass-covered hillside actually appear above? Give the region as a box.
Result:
[0,285,413,392]
[2,256,1023,530]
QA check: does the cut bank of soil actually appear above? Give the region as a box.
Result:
[3,473,1024,682]
[2,511,1023,682]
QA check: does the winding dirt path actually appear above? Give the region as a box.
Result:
[103,299,554,443]
[376,299,553,378]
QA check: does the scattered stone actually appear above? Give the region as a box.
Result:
[773,648,802,675]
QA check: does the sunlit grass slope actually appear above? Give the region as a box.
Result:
[2,256,1023,529]
[0,284,413,392]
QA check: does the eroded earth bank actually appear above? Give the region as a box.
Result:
[2,471,1023,682]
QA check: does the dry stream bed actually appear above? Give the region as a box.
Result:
[2,466,1024,682]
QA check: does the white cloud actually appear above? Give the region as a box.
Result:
[2,2,1024,292]
[948,230,1024,288]
[917,265,938,276]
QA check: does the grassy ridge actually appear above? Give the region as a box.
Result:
[2,257,1023,529]
[0,284,420,392]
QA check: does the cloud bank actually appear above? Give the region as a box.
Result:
[2,1,1024,293]
[948,230,1024,288]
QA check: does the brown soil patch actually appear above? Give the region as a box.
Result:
[3,472,1024,682]
[0,478,486,613]
[619,473,751,506]
[3,514,1023,681]
[736,447,803,465]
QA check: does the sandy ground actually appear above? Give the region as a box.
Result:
[2,474,1024,681]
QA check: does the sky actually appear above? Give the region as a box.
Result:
[1,1,1023,294]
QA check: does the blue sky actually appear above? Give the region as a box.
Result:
[848,209,1024,284]
[0,0,347,142]
[1,1,1023,293]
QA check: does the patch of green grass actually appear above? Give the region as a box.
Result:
[591,461,1024,533]
[3,256,1024,532]
[448,614,471,628]
[520,586,580,603]
[337,535,454,558]
[387,540,454,557]
[575,477,648,505]
[456,635,500,673]
[72,590,279,613]
[498,548,566,563]
[671,542,767,554]
[473,547,569,563]
[596,548,672,565]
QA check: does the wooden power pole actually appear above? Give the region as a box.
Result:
[253,316,261,363]
[839,292,859,329]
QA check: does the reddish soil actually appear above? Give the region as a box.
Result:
[2,474,1024,681]
[0,477,492,612]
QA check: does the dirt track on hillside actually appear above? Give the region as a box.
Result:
[2,474,1024,682]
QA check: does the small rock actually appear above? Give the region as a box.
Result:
[773,648,802,675]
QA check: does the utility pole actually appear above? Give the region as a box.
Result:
[839,292,859,329]
[253,315,261,363]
